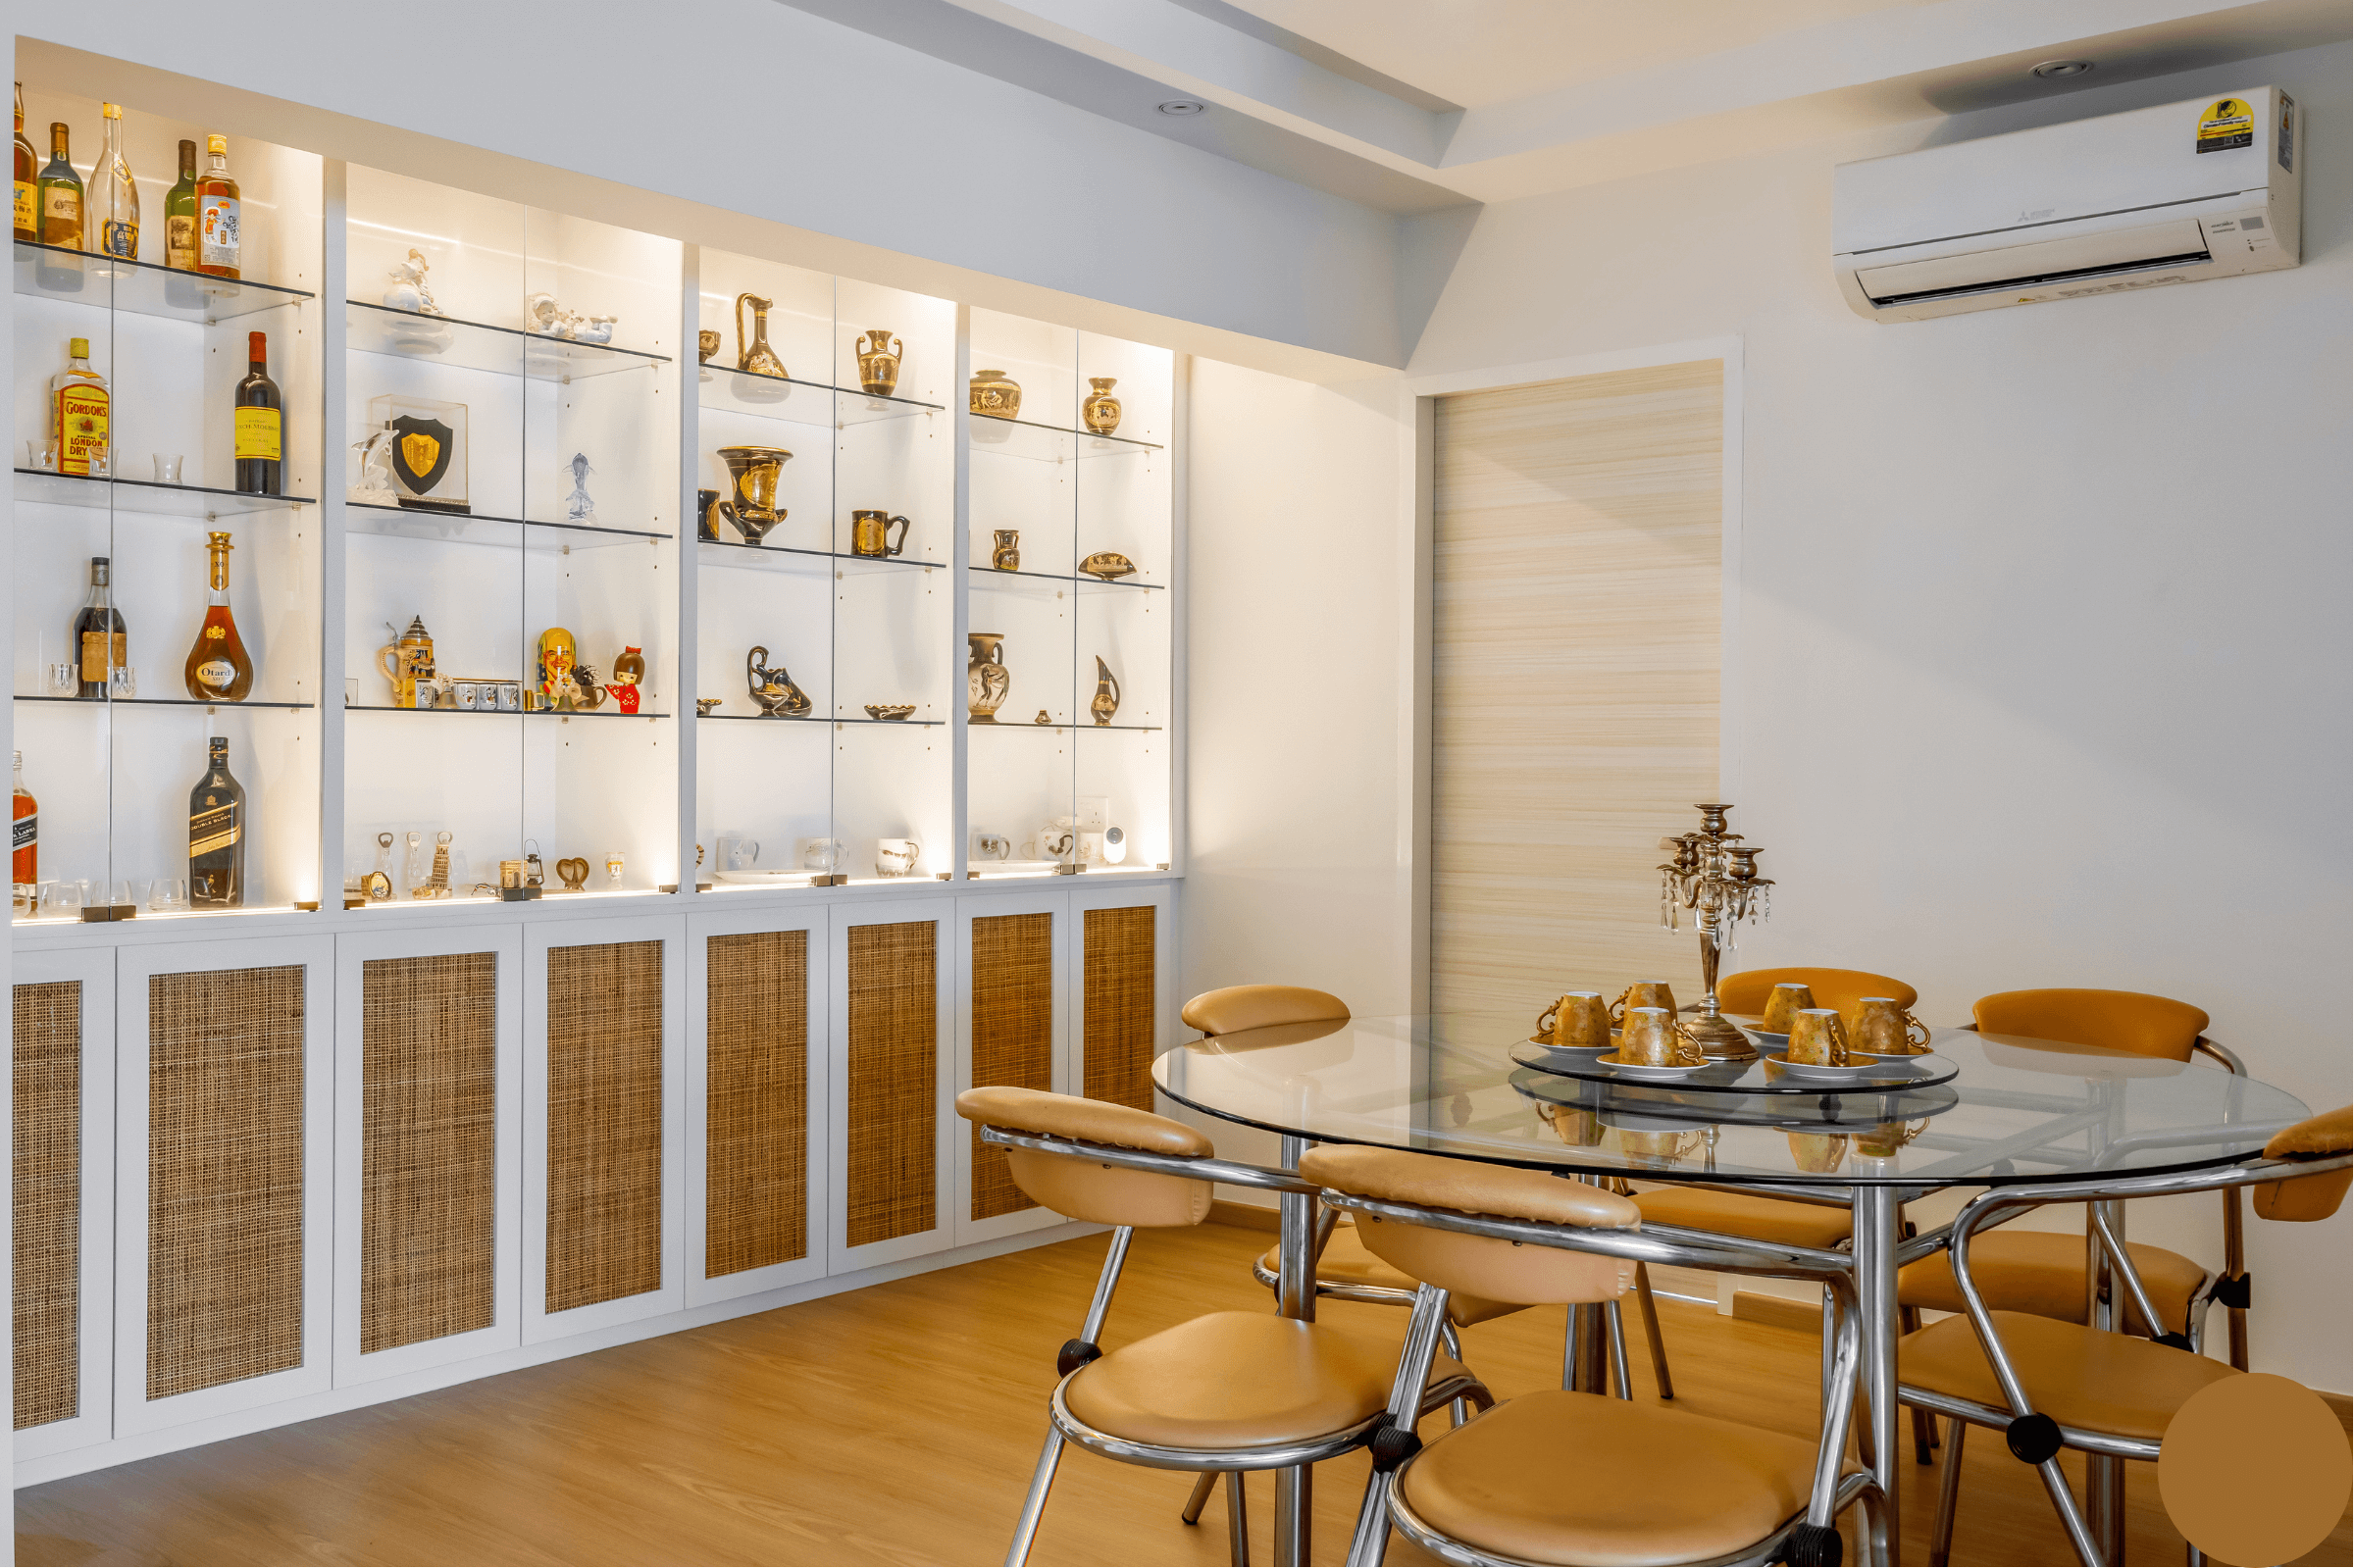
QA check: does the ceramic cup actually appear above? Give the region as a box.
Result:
[1614,979,1677,1022]
[1762,982,1817,1035]
[1787,1008,1852,1067]
[876,838,920,878]
[1854,1121,1921,1159]
[1538,990,1613,1049]
[1620,1006,1682,1067]
[1787,1133,1849,1174]
[1845,996,1926,1056]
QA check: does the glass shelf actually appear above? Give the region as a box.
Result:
[968,566,1166,599]
[696,712,947,727]
[347,501,671,552]
[969,720,1163,733]
[968,414,1159,464]
[345,300,671,380]
[347,704,672,720]
[697,539,946,577]
[14,240,315,324]
[15,694,314,711]
[698,362,946,427]
[14,468,316,516]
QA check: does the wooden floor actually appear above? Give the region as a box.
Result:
[16,1221,2351,1567]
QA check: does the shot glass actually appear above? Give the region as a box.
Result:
[108,666,136,700]
[153,454,184,484]
[44,662,77,696]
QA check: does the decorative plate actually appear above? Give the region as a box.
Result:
[1765,1053,1911,1082]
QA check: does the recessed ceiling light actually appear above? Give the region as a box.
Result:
[1157,100,1206,116]
[2031,59,2093,79]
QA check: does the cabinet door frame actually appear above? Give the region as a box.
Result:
[13,946,117,1461]
[826,895,957,1275]
[1070,882,1178,1107]
[113,935,335,1438]
[331,925,524,1387]
[522,913,687,1345]
[686,905,831,1308]
[952,887,1071,1249]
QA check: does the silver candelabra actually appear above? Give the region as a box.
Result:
[1657,802,1772,1060]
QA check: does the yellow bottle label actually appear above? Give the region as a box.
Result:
[234,406,281,462]
[167,214,195,268]
[56,385,108,476]
[12,180,30,233]
[194,658,235,692]
[190,801,239,857]
[80,630,124,683]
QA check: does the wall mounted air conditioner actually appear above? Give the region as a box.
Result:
[1833,85,2302,322]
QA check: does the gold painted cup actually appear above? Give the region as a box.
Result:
[1620,1128,1697,1165]
[1855,1121,1924,1159]
[1539,990,1613,1049]
[1845,995,1928,1056]
[1537,1103,1605,1147]
[1787,1008,1851,1067]
[1612,979,1677,1023]
[1761,983,1816,1034]
[849,509,910,558]
[1787,1133,1849,1174]
[1620,1006,1682,1067]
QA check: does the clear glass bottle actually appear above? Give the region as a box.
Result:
[85,101,135,262]
[187,735,245,908]
[183,531,253,701]
[49,335,109,476]
[164,138,197,269]
[12,83,35,244]
[194,132,238,278]
[71,556,125,701]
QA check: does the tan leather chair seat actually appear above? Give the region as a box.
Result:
[1633,1188,1853,1252]
[1898,1310,2238,1442]
[1061,1311,1467,1450]
[1897,1230,2206,1336]
[1255,1221,1525,1326]
[1398,1388,1845,1564]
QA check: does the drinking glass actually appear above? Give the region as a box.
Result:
[147,878,189,912]
[39,880,80,919]
[108,666,137,699]
[152,454,184,484]
[44,663,76,696]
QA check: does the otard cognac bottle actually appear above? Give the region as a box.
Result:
[86,102,135,262]
[71,556,125,700]
[164,138,197,269]
[188,736,245,908]
[183,531,252,701]
[194,132,238,279]
[36,121,80,247]
[12,750,35,889]
[233,331,281,493]
[12,84,34,244]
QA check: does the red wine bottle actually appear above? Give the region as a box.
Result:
[233,329,281,495]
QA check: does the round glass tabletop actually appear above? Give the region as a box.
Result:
[1151,1013,2313,1188]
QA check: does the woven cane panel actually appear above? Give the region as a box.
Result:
[844,921,937,1247]
[545,940,665,1314]
[970,913,1053,1221]
[14,981,79,1430]
[1082,906,1156,1113]
[705,931,809,1277]
[147,965,306,1402]
[361,952,498,1355]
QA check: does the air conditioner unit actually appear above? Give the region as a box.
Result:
[1833,85,2302,322]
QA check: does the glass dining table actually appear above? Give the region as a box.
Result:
[1152,1011,2314,1556]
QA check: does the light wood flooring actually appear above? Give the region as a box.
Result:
[16,1220,2351,1566]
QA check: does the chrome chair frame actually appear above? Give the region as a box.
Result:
[1896,1147,2352,1568]
[1312,1189,1892,1568]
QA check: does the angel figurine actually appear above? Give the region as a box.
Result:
[563,452,596,523]
[349,422,397,502]
[383,248,442,315]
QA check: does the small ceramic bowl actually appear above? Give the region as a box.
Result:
[864,703,916,721]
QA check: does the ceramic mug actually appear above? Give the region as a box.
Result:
[1620,1006,1684,1067]
[716,834,760,872]
[1536,990,1612,1049]
[1761,983,1817,1035]
[1787,1008,1852,1067]
[1844,996,1929,1056]
[1612,980,1677,1024]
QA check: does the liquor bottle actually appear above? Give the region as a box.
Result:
[49,336,109,476]
[232,331,281,493]
[187,736,245,909]
[85,102,135,262]
[36,121,80,247]
[194,132,238,279]
[12,84,35,244]
[71,556,125,700]
[183,531,252,701]
[12,750,36,888]
[164,138,197,269]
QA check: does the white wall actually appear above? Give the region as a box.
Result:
[1186,41,2351,1387]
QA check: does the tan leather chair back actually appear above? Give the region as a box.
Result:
[1299,1144,1637,1305]
[2253,1105,2353,1222]
[1180,985,1350,1037]
[955,1087,1214,1228]
[1716,967,1918,1015]
[1970,988,2208,1061]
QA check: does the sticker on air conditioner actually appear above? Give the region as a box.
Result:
[2197,98,2254,154]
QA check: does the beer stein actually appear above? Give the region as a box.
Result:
[1612,980,1677,1024]
[1619,1007,1684,1067]
[855,328,902,397]
[376,614,435,709]
[715,446,793,543]
[734,293,788,379]
[1787,1009,1852,1067]
[992,529,1020,571]
[850,509,910,558]
[1761,982,1817,1035]
[1845,995,1930,1055]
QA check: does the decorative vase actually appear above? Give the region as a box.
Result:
[1090,655,1121,727]
[992,529,1020,571]
[1082,377,1122,434]
[715,446,793,543]
[967,632,1010,723]
[856,329,903,397]
[969,368,1021,420]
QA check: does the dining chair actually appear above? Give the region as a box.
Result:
[1899,989,2250,1372]
[1898,1104,2352,1567]
[1296,1142,1888,1567]
[955,1085,1492,1568]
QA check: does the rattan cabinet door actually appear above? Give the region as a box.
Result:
[826,896,957,1275]
[687,907,831,1307]
[113,936,334,1438]
[13,947,117,1462]
[523,914,687,1344]
[1071,884,1173,1120]
[952,888,1071,1248]
[332,927,524,1386]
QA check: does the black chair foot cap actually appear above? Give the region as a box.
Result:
[1787,1522,1844,1564]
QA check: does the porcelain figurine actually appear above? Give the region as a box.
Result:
[572,663,606,710]
[350,423,398,503]
[563,452,596,523]
[384,248,442,316]
[747,646,813,717]
[577,315,616,345]
[606,645,643,714]
[526,291,577,337]
[537,627,578,710]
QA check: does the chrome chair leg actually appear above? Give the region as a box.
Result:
[1930,1417,1966,1566]
[1902,1305,1937,1463]
[1275,1464,1312,1567]
[1227,1471,1251,1567]
[1182,1469,1217,1525]
[1005,1426,1066,1567]
[1439,1319,1469,1427]
[1604,1299,1634,1400]
[1633,1262,1673,1399]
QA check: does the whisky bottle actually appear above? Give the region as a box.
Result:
[183,531,252,701]
[164,138,196,269]
[194,132,238,279]
[188,735,245,908]
[232,331,281,493]
[85,102,135,262]
[71,556,125,700]
[49,336,109,476]
[12,84,34,244]
[36,121,80,247]
[12,750,36,888]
